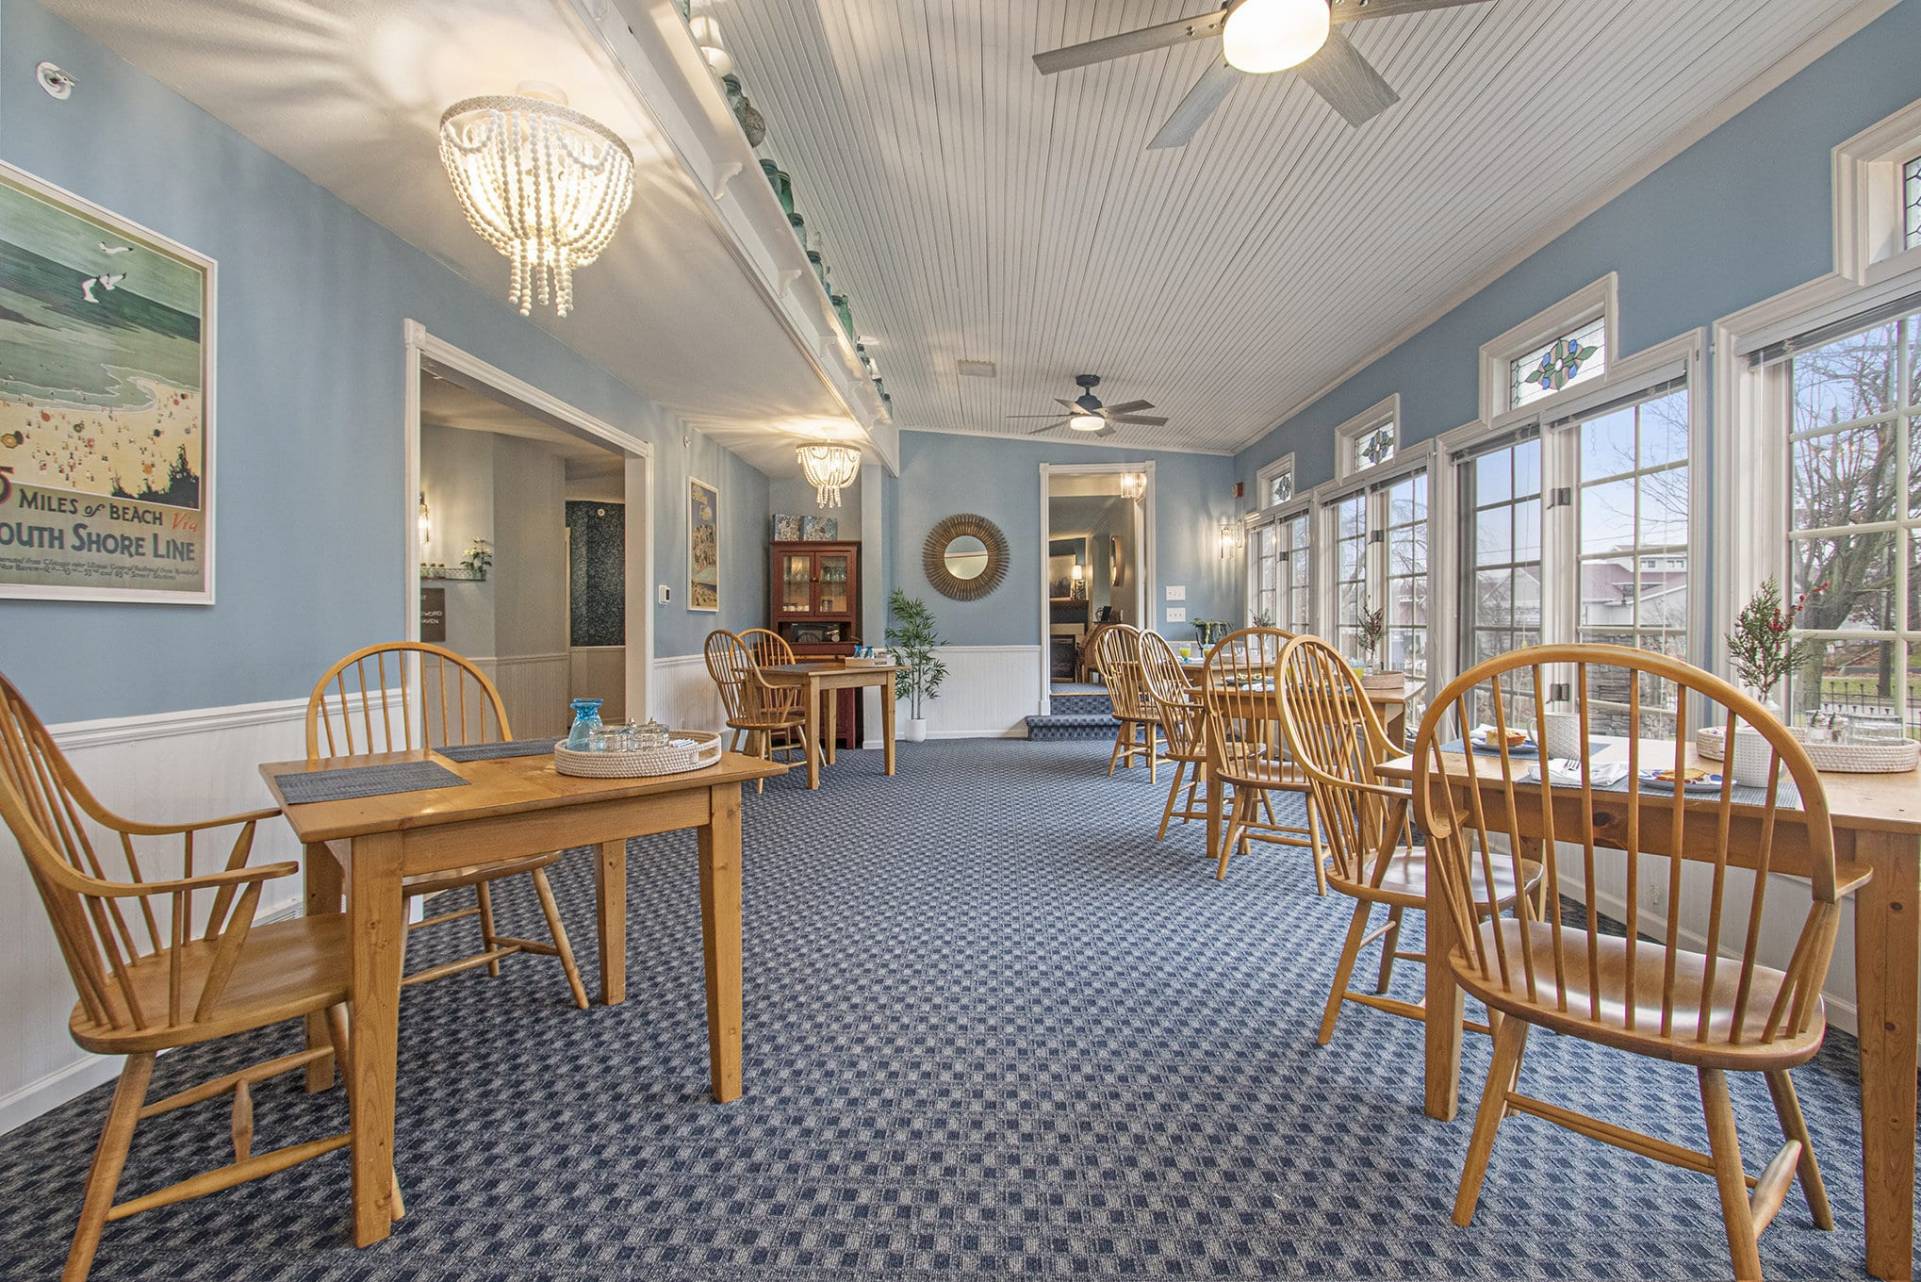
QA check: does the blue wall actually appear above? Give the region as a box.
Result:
[0,0,767,722]
[1236,2,1921,507]
[889,431,1239,647]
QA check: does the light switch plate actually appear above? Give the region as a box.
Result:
[1165,606,1187,624]
[1165,585,1186,601]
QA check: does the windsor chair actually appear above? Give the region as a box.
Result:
[1413,645,1844,1281]
[1275,635,1538,1046]
[0,672,401,1281]
[1092,625,1165,780]
[705,629,808,793]
[1196,627,1323,883]
[304,643,588,1008]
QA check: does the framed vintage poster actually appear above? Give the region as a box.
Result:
[0,160,216,603]
[688,476,719,612]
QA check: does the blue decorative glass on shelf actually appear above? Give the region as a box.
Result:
[566,698,605,749]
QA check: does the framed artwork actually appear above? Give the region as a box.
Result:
[772,512,802,542]
[0,160,215,603]
[801,515,838,541]
[688,476,719,612]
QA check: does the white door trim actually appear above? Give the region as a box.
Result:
[1036,460,1157,715]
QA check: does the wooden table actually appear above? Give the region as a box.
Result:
[1379,738,1921,1281]
[759,661,898,789]
[1194,674,1411,864]
[262,748,784,1248]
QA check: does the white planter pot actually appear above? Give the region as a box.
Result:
[1730,725,1776,788]
[901,717,927,743]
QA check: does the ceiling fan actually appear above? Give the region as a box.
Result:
[1008,374,1168,438]
[1033,0,1492,148]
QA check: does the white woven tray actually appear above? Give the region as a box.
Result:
[1696,725,1918,774]
[553,730,722,778]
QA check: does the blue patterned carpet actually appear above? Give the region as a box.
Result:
[0,738,1900,1279]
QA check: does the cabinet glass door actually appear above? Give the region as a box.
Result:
[780,553,814,614]
[815,552,851,614]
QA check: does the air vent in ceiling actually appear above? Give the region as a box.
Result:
[957,359,997,378]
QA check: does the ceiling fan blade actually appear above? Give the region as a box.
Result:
[1026,423,1069,436]
[1094,426,1118,439]
[1007,414,1071,419]
[1149,56,1241,150]
[1102,399,1155,415]
[1054,398,1087,412]
[1113,414,1169,427]
[1294,27,1399,128]
[1330,0,1493,24]
[1033,8,1231,75]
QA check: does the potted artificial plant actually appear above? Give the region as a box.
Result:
[1357,602,1404,692]
[886,589,948,743]
[1724,576,1819,784]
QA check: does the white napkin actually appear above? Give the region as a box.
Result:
[1519,760,1628,788]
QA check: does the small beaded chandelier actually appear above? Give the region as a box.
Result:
[438,90,635,318]
[797,444,861,508]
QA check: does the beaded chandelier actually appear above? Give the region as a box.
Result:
[797,444,861,508]
[438,92,635,318]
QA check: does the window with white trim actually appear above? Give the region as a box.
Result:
[1833,99,1921,284]
[1320,457,1432,687]
[1480,275,1617,423]
[1383,471,1429,698]
[1510,316,1607,409]
[1330,491,1368,659]
[1751,303,1921,734]
[1461,432,1543,664]
[1281,510,1312,634]
[1256,453,1296,510]
[1332,396,1400,481]
[1249,520,1278,625]
[1906,154,1921,253]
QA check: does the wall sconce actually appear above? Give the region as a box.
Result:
[1071,562,1087,600]
[418,491,432,547]
[1218,518,1244,560]
[1119,472,1146,504]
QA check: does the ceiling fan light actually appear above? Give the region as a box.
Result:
[1067,412,1105,432]
[1222,0,1330,74]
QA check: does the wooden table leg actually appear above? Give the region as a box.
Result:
[803,679,821,790]
[303,841,342,1093]
[698,784,744,1103]
[881,675,897,775]
[1854,831,1919,1282]
[346,831,404,1247]
[824,686,838,766]
[1204,758,1222,866]
[1423,854,1466,1121]
[596,837,628,1005]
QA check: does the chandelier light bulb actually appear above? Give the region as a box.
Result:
[798,444,861,508]
[1222,0,1331,74]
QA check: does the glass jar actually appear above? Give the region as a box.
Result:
[806,249,826,287]
[788,211,808,251]
[637,719,670,750]
[830,292,853,339]
[566,698,604,749]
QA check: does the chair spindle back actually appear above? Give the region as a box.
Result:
[304,642,510,761]
[1138,631,1203,757]
[1199,626,1296,788]
[1093,625,1153,721]
[1274,636,1406,890]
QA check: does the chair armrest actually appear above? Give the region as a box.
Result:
[113,805,282,838]
[92,859,301,898]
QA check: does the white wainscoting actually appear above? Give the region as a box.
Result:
[653,653,728,736]
[873,645,1042,744]
[475,652,572,739]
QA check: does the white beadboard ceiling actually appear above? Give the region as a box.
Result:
[719,0,1869,454]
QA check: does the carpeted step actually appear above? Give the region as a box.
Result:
[1047,691,1114,718]
[1024,713,1119,741]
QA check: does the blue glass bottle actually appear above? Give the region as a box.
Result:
[566,698,604,749]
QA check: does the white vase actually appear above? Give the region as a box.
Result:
[1730,695,1785,788]
[901,717,927,743]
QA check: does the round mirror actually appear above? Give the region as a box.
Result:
[944,535,988,580]
[922,514,1009,601]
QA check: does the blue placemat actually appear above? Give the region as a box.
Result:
[1440,737,1610,760]
[437,737,562,763]
[273,760,470,805]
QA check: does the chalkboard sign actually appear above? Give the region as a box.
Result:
[420,586,446,643]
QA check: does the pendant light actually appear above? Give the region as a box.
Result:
[798,444,861,508]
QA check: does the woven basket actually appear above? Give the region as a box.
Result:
[1696,725,1918,774]
[553,730,722,779]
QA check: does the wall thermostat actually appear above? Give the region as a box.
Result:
[657,583,672,605]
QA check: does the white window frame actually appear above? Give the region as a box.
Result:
[1479,274,1620,427]
[1332,395,1401,482]
[1255,451,1297,513]
[1448,328,1706,676]
[1244,494,1316,632]
[1833,96,1921,286]
[1316,440,1438,687]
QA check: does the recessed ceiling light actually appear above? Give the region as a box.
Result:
[957,359,997,378]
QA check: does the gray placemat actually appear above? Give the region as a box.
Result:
[273,760,470,805]
[437,737,561,763]
[1440,737,1611,760]
[1600,770,1802,811]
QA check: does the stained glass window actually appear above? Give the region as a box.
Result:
[1510,316,1607,409]
[1267,469,1294,507]
[1350,422,1396,472]
[1906,155,1921,252]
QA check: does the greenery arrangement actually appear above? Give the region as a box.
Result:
[1727,576,1821,703]
[1191,618,1230,646]
[1357,602,1387,670]
[462,539,494,579]
[1249,608,1275,628]
[886,589,948,719]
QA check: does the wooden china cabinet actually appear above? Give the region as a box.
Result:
[768,540,862,749]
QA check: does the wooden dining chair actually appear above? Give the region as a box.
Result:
[305,643,588,1009]
[0,672,401,1281]
[1275,635,1539,1047]
[1092,625,1166,780]
[704,629,807,793]
[1197,627,1323,884]
[1414,644,1846,1281]
[737,627,809,771]
[1077,621,1123,685]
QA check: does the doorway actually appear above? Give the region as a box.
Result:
[403,322,654,733]
[1037,462,1154,715]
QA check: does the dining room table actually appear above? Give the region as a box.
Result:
[757,659,899,789]
[262,745,784,1248]
[1376,735,1921,1282]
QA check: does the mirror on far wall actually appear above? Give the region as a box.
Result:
[922,513,1009,601]
[944,534,989,580]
